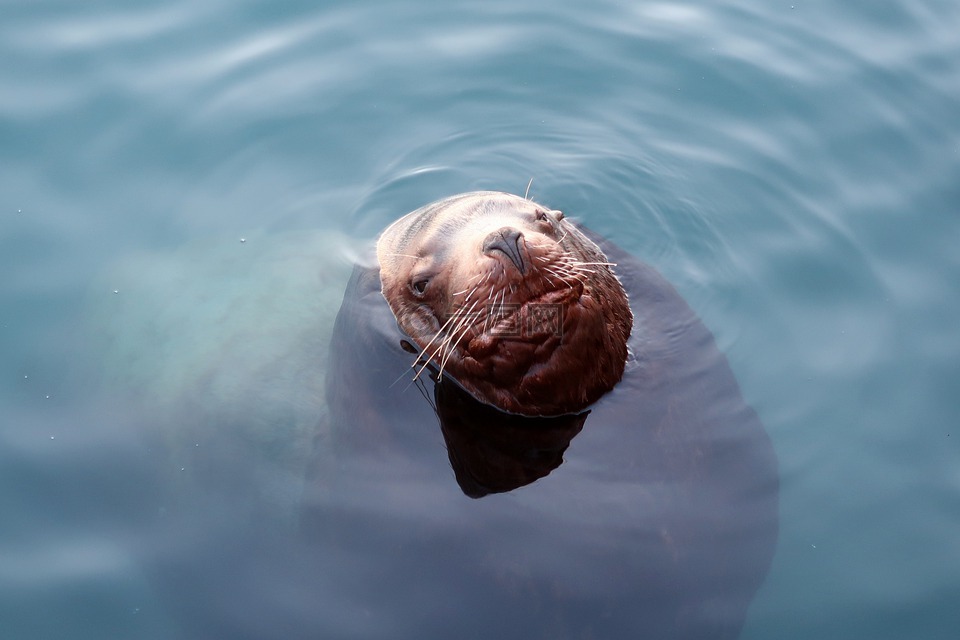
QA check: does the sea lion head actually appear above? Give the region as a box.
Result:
[376,191,632,416]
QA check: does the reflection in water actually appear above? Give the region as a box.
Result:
[299,231,780,639]
[434,376,587,498]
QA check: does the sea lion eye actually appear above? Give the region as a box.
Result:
[411,278,430,296]
[535,209,564,223]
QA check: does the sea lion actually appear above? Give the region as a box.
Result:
[298,192,779,639]
[376,191,632,416]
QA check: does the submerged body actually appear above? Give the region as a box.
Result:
[376,191,632,416]
[301,192,780,639]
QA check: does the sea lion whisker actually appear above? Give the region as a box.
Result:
[566,266,598,275]
[432,336,455,381]
[457,297,482,329]
[397,366,438,406]
[545,270,576,289]
[441,296,482,360]
[563,263,600,274]
[412,313,461,369]
[414,340,447,381]
[436,298,482,380]
[412,350,441,381]
[546,265,584,288]
[444,298,482,344]
[546,264,578,278]
[407,347,444,385]
[436,331,459,380]
[557,264,595,277]
[439,328,470,379]
[465,285,484,305]
[458,273,490,299]
[391,366,420,389]
[488,289,501,315]
[454,274,483,295]
[415,306,472,381]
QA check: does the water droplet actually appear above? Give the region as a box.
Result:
[113,290,119,295]
[240,238,246,243]
[50,436,55,440]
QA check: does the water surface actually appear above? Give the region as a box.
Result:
[2,1,959,638]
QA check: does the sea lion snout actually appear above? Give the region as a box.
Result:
[481,226,526,274]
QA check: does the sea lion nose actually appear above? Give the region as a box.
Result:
[482,227,526,273]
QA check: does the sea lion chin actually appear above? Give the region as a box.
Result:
[376,191,633,417]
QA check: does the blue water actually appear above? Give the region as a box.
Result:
[2,0,959,638]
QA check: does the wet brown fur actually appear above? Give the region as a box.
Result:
[376,191,633,416]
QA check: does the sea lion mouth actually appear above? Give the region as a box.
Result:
[480,285,579,341]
